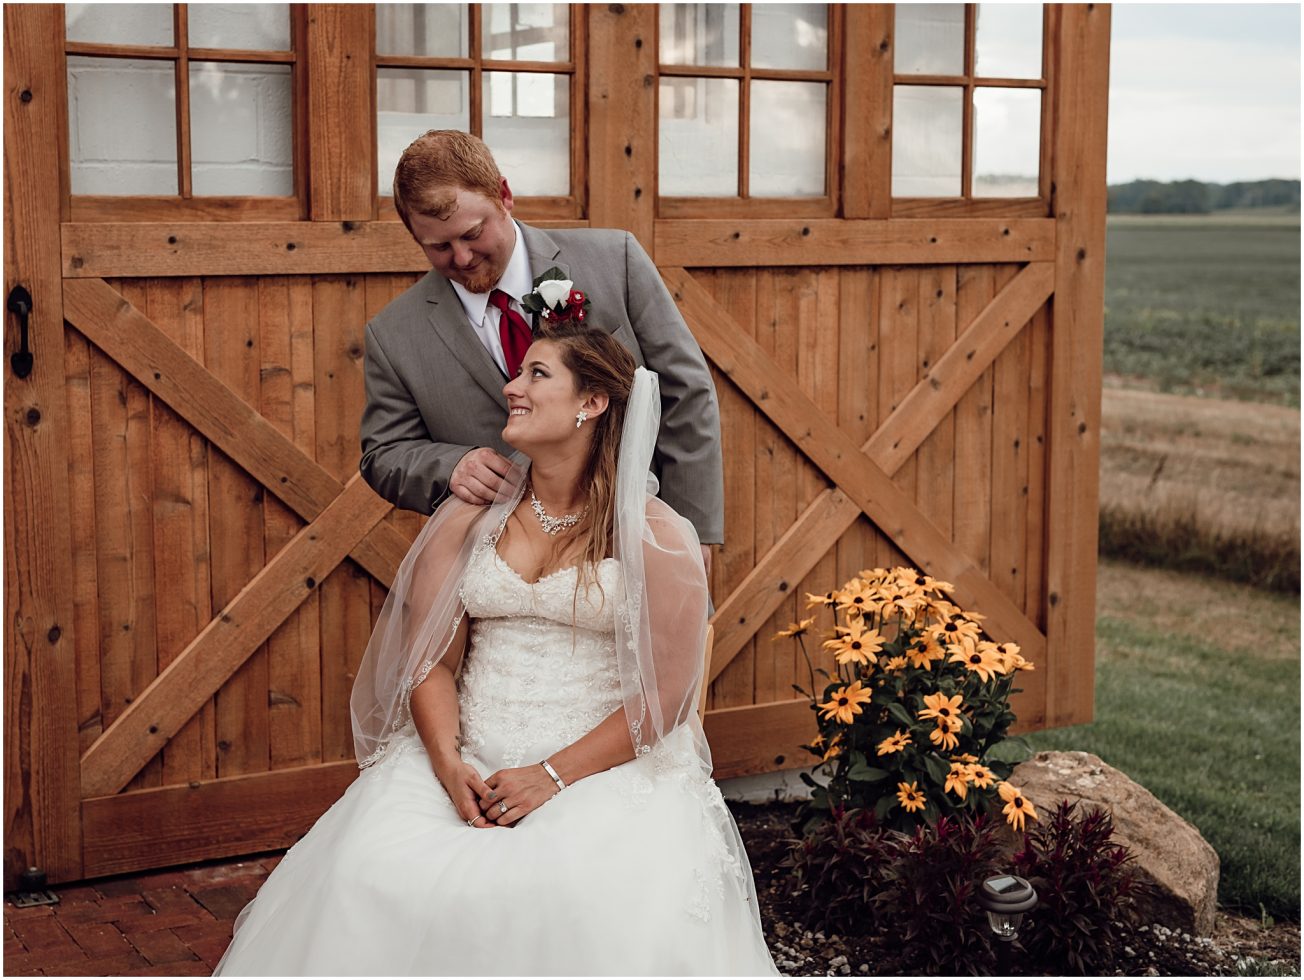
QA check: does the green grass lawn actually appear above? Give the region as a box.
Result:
[1104,214,1300,406]
[1026,559,1300,920]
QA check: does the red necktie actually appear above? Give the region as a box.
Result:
[489,289,532,378]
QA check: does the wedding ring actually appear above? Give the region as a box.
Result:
[497,801,508,815]
[467,816,479,828]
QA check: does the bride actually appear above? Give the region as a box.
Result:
[214,318,779,976]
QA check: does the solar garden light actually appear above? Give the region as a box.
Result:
[978,874,1038,942]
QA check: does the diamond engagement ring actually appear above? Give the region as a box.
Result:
[467,816,478,828]
[498,801,508,815]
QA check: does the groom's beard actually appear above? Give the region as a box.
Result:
[452,259,505,296]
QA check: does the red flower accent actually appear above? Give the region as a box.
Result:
[570,289,584,304]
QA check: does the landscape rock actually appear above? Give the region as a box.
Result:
[1009,751,1220,936]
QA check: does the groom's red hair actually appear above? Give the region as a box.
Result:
[392,130,504,230]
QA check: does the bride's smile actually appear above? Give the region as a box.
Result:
[501,340,609,456]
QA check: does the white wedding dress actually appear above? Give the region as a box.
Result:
[215,539,779,976]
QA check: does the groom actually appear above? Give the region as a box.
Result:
[359,131,724,567]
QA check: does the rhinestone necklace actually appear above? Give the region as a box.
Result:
[529,487,587,536]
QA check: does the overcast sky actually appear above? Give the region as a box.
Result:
[1108,3,1300,183]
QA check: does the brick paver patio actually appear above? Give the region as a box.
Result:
[4,854,279,977]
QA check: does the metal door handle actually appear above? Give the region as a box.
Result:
[8,284,33,379]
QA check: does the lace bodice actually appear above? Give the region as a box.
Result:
[455,540,625,769]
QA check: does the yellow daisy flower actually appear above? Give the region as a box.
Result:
[950,752,979,764]
[835,580,876,619]
[944,762,971,799]
[928,724,960,752]
[929,618,982,648]
[905,571,956,595]
[905,634,946,670]
[773,617,816,640]
[818,680,873,724]
[998,782,1037,832]
[965,763,995,788]
[822,619,885,667]
[884,655,908,672]
[876,729,911,756]
[896,781,927,813]
[995,642,1035,672]
[805,590,838,610]
[917,691,964,726]
[949,642,1004,683]
[821,733,843,762]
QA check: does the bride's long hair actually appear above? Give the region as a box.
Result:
[530,319,636,580]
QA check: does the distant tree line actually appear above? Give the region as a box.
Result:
[1107,178,1300,214]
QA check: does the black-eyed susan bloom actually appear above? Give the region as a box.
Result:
[884,654,908,672]
[906,634,946,670]
[773,617,815,640]
[928,721,961,752]
[966,763,995,789]
[896,781,927,813]
[998,781,1037,832]
[818,680,873,724]
[822,619,885,667]
[929,618,982,649]
[944,762,971,799]
[949,641,1003,683]
[805,590,838,610]
[918,691,964,726]
[876,729,911,756]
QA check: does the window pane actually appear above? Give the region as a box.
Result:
[67,56,177,195]
[65,4,172,46]
[752,4,827,71]
[376,69,470,196]
[659,4,740,67]
[483,4,568,62]
[972,88,1040,197]
[659,77,738,196]
[891,85,963,197]
[188,4,290,51]
[975,4,1043,79]
[189,62,292,196]
[482,73,570,195]
[894,4,964,76]
[376,3,467,58]
[750,81,825,197]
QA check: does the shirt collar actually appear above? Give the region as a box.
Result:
[449,219,533,322]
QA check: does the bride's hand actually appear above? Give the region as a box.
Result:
[479,765,561,826]
[434,759,498,829]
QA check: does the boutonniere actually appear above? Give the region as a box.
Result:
[520,267,590,328]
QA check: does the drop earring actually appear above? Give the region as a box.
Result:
[575,410,588,428]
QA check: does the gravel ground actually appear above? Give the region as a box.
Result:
[730,801,1301,977]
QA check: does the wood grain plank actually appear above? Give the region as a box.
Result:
[989,264,1029,609]
[146,278,214,785]
[586,3,657,248]
[914,267,957,540]
[952,265,996,574]
[305,5,374,220]
[698,271,757,709]
[204,278,269,779]
[655,218,1055,267]
[82,761,358,879]
[79,475,391,798]
[877,268,918,569]
[841,4,892,219]
[666,268,1046,674]
[61,278,410,586]
[4,0,82,885]
[260,278,322,770]
[312,277,373,763]
[1044,4,1110,727]
[61,221,585,279]
[704,698,817,780]
[65,326,102,755]
[835,268,878,592]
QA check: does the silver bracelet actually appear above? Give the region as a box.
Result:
[539,759,566,792]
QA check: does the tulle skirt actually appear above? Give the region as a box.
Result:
[214,732,778,976]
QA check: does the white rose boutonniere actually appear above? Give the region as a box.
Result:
[520,267,591,327]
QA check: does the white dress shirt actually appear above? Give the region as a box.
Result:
[449,219,534,378]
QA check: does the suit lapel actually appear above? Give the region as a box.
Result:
[421,271,510,411]
[520,223,564,282]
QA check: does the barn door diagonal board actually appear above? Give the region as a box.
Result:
[662,267,1048,677]
[61,278,410,585]
[80,475,390,798]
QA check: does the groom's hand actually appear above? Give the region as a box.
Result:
[450,448,512,505]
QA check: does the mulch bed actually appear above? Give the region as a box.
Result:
[731,800,1301,977]
[5,800,1297,976]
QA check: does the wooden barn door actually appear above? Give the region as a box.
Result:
[4,3,1108,886]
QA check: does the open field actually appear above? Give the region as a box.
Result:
[1103,214,1300,406]
[1027,559,1301,919]
[1098,385,1300,590]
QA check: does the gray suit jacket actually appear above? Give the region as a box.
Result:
[359,223,725,543]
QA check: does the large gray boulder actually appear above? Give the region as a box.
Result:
[1008,750,1220,936]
